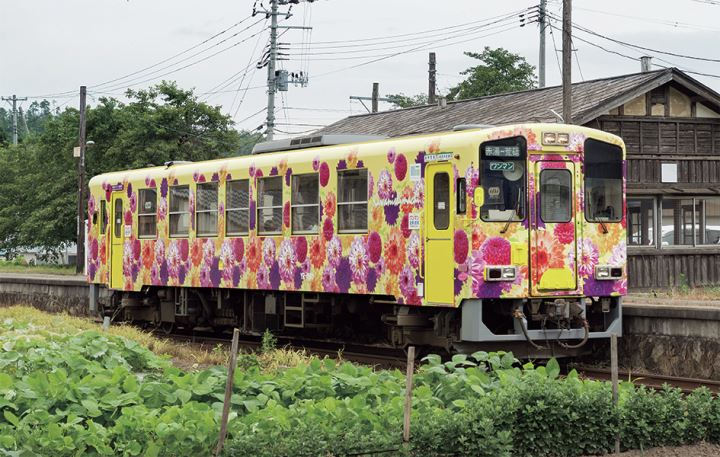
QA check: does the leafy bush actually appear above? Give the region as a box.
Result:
[1,309,720,457]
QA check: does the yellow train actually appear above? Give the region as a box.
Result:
[88,123,626,356]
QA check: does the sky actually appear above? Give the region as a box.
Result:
[2,0,720,138]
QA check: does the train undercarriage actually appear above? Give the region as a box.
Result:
[99,287,622,358]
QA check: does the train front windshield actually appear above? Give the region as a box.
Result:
[479,137,527,222]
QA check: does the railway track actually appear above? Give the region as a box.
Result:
[159,328,408,368]
[575,366,720,394]
[146,325,720,393]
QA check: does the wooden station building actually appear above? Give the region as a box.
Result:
[318,67,720,290]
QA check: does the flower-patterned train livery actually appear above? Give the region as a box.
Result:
[88,123,626,354]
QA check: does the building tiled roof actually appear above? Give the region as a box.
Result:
[317,68,720,137]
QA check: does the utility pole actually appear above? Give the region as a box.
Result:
[350,83,390,113]
[562,0,572,124]
[2,94,28,145]
[265,0,279,141]
[371,82,379,113]
[428,52,437,104]
[255,0,313,141]
[538,0,546,88]
[76,86,87,274]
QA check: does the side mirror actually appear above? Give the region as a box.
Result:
[473,187,484,208]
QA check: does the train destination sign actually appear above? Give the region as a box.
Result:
[485,145,521,157]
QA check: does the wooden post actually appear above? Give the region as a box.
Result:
[428,53,437,105]
[372,82,379,113]
[215,328,240,457]
[562,0,572,124]
[403,346,416,444]
[611,333,620,455]
[76,86,87,274]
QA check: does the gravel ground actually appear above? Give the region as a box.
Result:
[588,442,720,456]
[624,294,720,308]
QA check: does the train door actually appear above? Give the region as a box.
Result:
[530,160,579,295]
[110,194,124,289]
[424,162,454,304]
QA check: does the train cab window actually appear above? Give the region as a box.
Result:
[100,200,107,235]
[257,177,283,235]
[585,138,622,222]
[196,182,218,237]
[338,169,368,233]
[138,189,157,238]
[540,169,572,223]
[479,136,526,222]
[456,178,467,214]
[226,179,250,236]
[169,185,190,237]
[291,174,319,234]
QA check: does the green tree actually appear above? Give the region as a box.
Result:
[386,93,429,109]
[448,47,536,100]
[0,81,263,254]
[386,47,536,109]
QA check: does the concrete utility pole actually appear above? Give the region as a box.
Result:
[2,94,28,145]
[428,52,437,104]
[538,0,547,88]
[265,0,280,141]
[371,82,379,113]
[562,0,572,123]
[76,86,87,274]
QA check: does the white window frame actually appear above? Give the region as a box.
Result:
[138,188,158,239]
[291,173,320,235]
[226,179,250,236]
[337,169,368,234]
[257,176,283,235]
[196,182,219,237]
[169,185,190,238]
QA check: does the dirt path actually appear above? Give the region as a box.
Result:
[591,442,720,456]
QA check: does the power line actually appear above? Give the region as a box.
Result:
[575,6,720,33]
[546,11,720,63]
[311,19,532,77]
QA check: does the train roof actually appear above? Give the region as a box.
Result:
[88,123,624,188]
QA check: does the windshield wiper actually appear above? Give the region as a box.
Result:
[500,193,522,234]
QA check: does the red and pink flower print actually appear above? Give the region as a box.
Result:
[454,230,469,264]
[481,237,511,265]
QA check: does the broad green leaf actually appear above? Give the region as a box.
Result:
[546,358,560,379]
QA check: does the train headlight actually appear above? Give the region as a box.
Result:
[595,265,623,280]
[542,132,570,146]
[485,266,517,281]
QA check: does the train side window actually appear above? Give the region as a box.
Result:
[257,176,283,235]
[540,169,572,223]
[196,182,219,237]
[456,178,467,214]
[585,138,622,223]
[100,200,107,235]
[292,174,319,234]
[338,169,368,233]
[138,189,157,238]
[169,185,190,237]
[226,179,249,236]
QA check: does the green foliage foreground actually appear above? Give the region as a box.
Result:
[1,313,720,457]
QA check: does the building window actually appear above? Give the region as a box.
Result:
[257,176,283,235]
[291,174,319,234]
[479,137,526,222]
[138,189,157,238]
[627,199,655,246]
[337,169,368,233]
[226,179,249,236]
[169,185,190,237]
[661,198,695,246]
[196,182,218,237]
[100,200,107,235]
[540,169,572,223]
[697,198,720,245]
[585,138,623,223]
